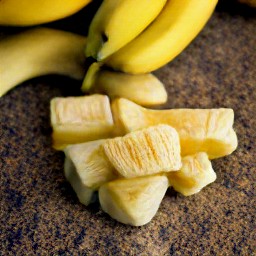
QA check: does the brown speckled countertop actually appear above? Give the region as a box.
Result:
[0,1,255,255]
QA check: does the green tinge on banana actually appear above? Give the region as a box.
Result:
[105,0,218,74]
[86,0,167,60]
[0,28,86,97]
[85,69,168,107]
[81,62,102,92]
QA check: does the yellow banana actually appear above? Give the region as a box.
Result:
[105,0,218,74]
[0,0,91,26]
[0,28,86,97]
[86,0,167,60]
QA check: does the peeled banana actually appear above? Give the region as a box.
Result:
[103,124,182,178]
[0,0,91,26]
[105,0,218,74]
[86,0,167,60]
[111,98,238,159]
[50,94,114,150]
[86,69,168,106]
[99,175,169,226]
[0,28,86,97]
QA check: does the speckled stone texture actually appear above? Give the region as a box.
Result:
[0,1,255,255]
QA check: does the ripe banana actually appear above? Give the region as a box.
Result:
[0,0,91,26]
[86,0,167,60]
[105,0,218,74]
[0,28,86,97]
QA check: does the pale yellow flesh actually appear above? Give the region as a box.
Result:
[111,98,238,159]
[168,152,216,196]
[0,0,91,26]
[64,157,96,206]
[103,124,181,179]
[99,175,169,226]
[50,94,114,150]
[91,70,167,106]
[64,140,117,190]
[105,0,218,74]
[0,28,86,97]
[86,0,167,60]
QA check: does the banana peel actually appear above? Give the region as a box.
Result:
[0,0,92,26]
[0,28,86,97]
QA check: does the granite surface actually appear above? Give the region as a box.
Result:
[0,1,255,255]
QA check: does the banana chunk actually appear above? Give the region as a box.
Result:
[64,140,117,205]
[111,98,238,159]
[50,94,114,150]
[168,152,216,196]
[99,175,169,226]
[90,70,167,107]
[103,124,181,179]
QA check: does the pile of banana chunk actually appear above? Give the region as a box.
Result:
[50,94,238,226]
[1,0,239,226]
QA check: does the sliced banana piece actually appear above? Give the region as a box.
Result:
[103,124,181,179]
[99,175,169,226]
[111,98,238,159]
[50,94,114,150]
[64,140,117,205]
[168,152,216,196]
[90,70,167,107]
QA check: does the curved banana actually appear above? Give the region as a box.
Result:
[86,0,167,60]
[0,28,86,97]
[0,0,91,26]
[105,0,218,74]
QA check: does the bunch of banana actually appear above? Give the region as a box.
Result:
[0,28,167,106]
[0,0,92,26]
[86,0,218,74]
